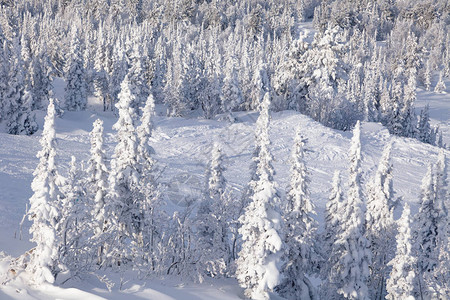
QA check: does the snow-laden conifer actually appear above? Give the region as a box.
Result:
[109,39,128,111]
[196,143,229,278]
[93,26,110,111]
[7,88,38,135]
[58,156,89,274]
[423,60,431,91]
[366,141,396,300]
[402,73,418,138]
[86,119,109,266]
[434,150,448,217]
[26,99,63,284]
[434,71,446,93]
[385,203,417,300]
[424,150,449,298]
[29,50,52,111]
[333,121,371,300]
[414,164,439,275]
[64,27,87,111]
[276,128,317,300]
[221,56,243,122]
[5,38,37,135]
[135,93,162,271]
[417,105,432,144]
[128,42,150,113]
[236,93,284,300]
[320,170,344,299]
[107,74,141,267]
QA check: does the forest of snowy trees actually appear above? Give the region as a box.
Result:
[10,89,449,300]
[0,0,449,144]
[0,0,449,299]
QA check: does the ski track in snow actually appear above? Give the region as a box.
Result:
[0,76,449,298]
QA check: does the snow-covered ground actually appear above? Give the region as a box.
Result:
[0,76,449,299]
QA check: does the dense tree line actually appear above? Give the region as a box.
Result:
[0,0,448,147]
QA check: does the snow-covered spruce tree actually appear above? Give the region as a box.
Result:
[6,39,38,135]
[0,37,9,121]
[413,163,443,298]
[365,141,396,300]
[135,93,162,272]
[426,222,450,299]
[417,104,432,144]
[201,72,222,119]
[402,72,418,139]
[385,203,417,300]
[3,39,20,119]
[7,88,38,135]
[196,142,229,279]
[107,74,141,268]
[221,56,243,122]
[29,50,53,111]
[58,156,89,274]
[127,42,150,114]
[434,71,446,93]
[386,66,406,136]
[424,149,449,298]
[183,46,207,112]
[276,128,318,300]
[64,27,87,111]
[26,98,64,284]
[414,164,438,272]
[434,150,448,215]
[423,60,431,91]
[109,38,128,112]
[320,170,344,299]
[248,62,271,111]
[362,56,381,122]
[332,120,371,300]
[236,93,284,300]
[86,119,109,266]
[93,26,110,112]
[322,170,343,266]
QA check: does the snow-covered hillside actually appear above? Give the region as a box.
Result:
[0,77,448,299]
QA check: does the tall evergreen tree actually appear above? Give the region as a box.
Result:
[107,74,141,267]
[26,99,63,284]
[413,163,447,298]
[29,49,53,111]
[64,27,87,111]
[86,119,109,266]
[365,141,396,300]
[236,93,284,300]
[196,143,230,278]
[424,150,449,298]
[93,26,110,112]
[58,156,89,274]
[6,39,38,135]
[434,71,446,93]
[332,121,371,300]
[276,128,317,300]
[135,93,162,271]
[221,56,243,122]
[320,170,344,299]
[385,203,417,300]
[128,42,150,114]
[417,105,432,144]
[414,164,439,276]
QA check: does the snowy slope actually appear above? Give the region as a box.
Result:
[0,78,449,299]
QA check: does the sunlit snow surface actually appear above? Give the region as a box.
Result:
[0,74,448,299]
